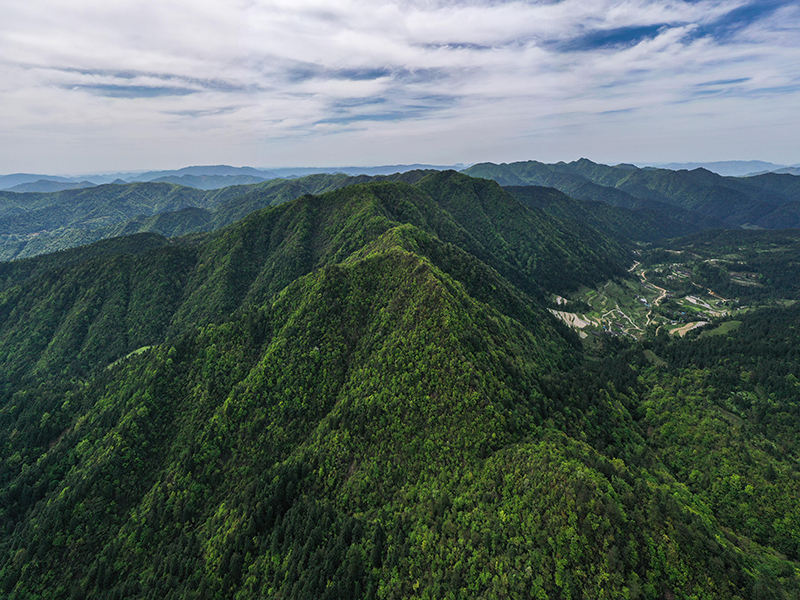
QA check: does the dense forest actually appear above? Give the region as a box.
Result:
[466,159,800,232]
[0,172,429,261]
[641,229,800,302]
[1,170,800,598]
[6,158,800,264]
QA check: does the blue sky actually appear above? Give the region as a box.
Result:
[1,0,798,174]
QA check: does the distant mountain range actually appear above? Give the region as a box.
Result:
[0,164,465,191]
[464,158,800,231]
[771,166,800,176]
[0,171,443,261]
[5,180,98,193]
[1,158,798,262]
[5,160,798,191]
[647,160,797,177]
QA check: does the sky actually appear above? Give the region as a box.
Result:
[1,0,799,175]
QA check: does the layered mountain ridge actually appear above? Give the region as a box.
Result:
[465,158,800,232]
[3,158,800,263]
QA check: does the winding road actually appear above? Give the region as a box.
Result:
[639,269,668,326]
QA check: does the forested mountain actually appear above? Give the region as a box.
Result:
[465,158,800,230]
[0,171,440,262]
[1,171,800,598]
[6,180,97,194]
[0,172,626,382]
[6,158,799,263]
[505,185,703,242]
[0,174,359,261]
[148,174,271,189]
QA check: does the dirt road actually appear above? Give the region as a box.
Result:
[672,321,709,337]
[639,270,668,326]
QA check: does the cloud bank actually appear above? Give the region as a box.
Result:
[1,0,798,173]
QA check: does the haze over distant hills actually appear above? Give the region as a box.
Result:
[646,160,796,177]
[5,160,799,192]
[1,158,799,262]
[771,166,800,176]
[0,164,465,191]
[0,170,458,261]
[464,158,800,230]
[0,173,77,189]
[5,180,98,193]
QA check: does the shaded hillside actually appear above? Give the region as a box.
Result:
[102,207,215,239]
[0,172,624,385]
[150,174,270,189]
[505,185,702,242]
[465,159,800,229]
[0,233,170,291]
[1,172,799,599]
[0,172,438,262]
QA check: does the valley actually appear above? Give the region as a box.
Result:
[550,261,735,341]
[550,232,800,344]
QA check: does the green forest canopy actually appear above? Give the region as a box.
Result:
[1,171,799,599]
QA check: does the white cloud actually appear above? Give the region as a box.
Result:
[0,0,798,173]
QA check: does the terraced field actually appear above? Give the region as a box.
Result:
[550,260,739,341]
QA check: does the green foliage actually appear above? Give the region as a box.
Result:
[0,233,169,291]
[466,158,800,230]
[644,229,800,302]
[0,174,360,261]
[639,304,800,595]
[0,171,446,263]
[506,185,699,243]
[1,173,799,599]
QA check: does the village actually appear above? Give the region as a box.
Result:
[549,258,741,342]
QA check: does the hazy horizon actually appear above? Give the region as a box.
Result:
[4,158,800,181]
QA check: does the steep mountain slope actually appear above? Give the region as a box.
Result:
[1,172,798,599]
[644,303,800,564]
[102,207,215,240]
[0,174,355,261]
[0,233,170,291]
[505,185,702,242]
[0,173,622,388]
[0,172,437,262]
[465,159,800,229]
